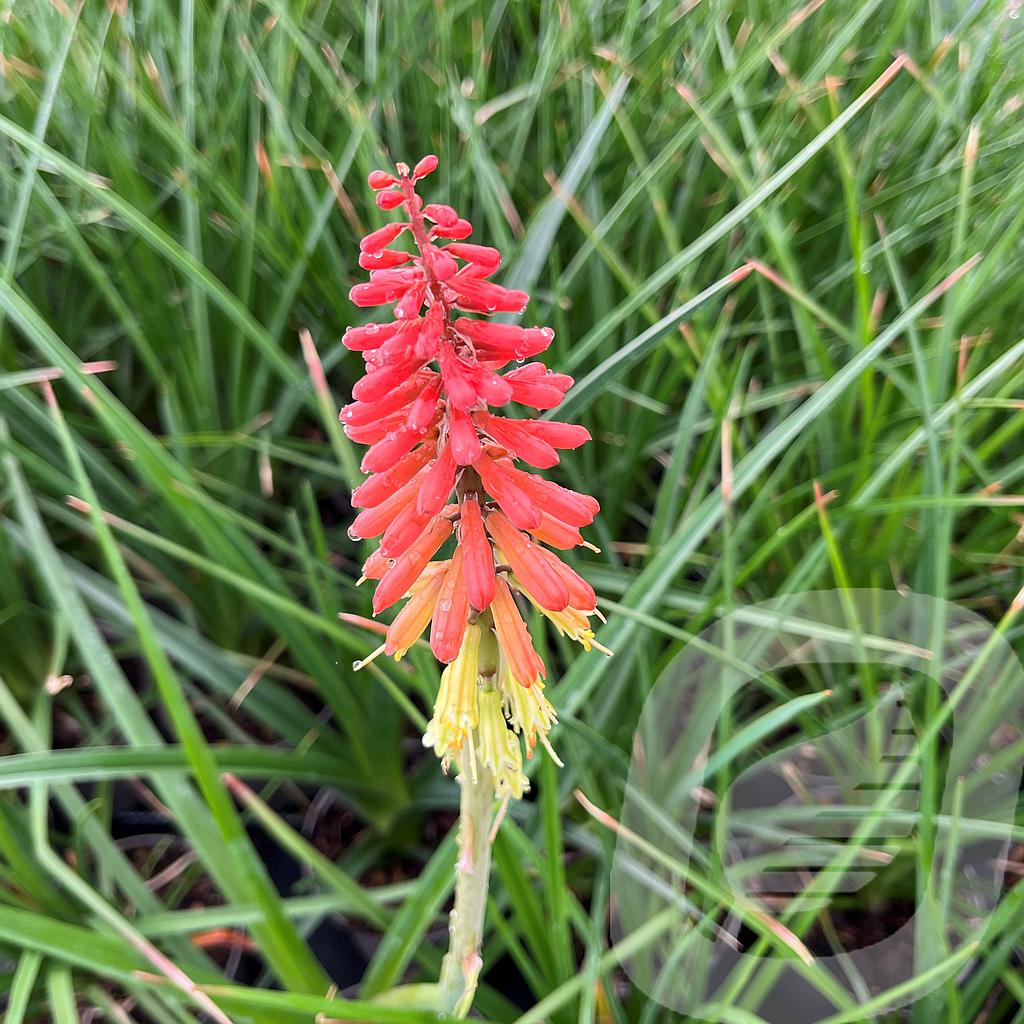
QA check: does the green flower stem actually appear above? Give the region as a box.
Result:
[437,748,494,1017]
[436,511,498,1018]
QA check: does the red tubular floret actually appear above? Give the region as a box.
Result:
[473,412,560,469]
[491,577,546,686]
[368,170,398,190]
[486,510,570,612]
[373,516,454,614]
[359,249,411,270]
[445,276,529,314]
[349,471,425,539]
[430,548,470,662]
[351,443,436,509]
[445,242,501,272]
[504,362,573,409]
[459,495,496,611]
[413,154,439,180]
[474,456,542,531]
[343,408,414,445]
[342,320,404,352]
[360,222,407,252]
[452,318,554,360]
[502,465,599,525]
[361,424,426,474]
[526,512,584,550]
[448,405,483,465]
[416,443,457,517]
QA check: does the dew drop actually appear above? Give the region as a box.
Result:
[386,558,397,569]
[439,598,453,613]
[347,527,360,541]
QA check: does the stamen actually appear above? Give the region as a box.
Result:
[352,643,386,671]
[539,733,565,768]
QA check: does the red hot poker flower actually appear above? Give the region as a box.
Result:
[343,156,608,796]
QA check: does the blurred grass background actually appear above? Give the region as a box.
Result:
[1,0,1023,1020]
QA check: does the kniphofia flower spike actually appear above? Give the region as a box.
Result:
[344,155,608,798]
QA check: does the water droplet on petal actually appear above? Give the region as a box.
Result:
[347,527,360,541]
